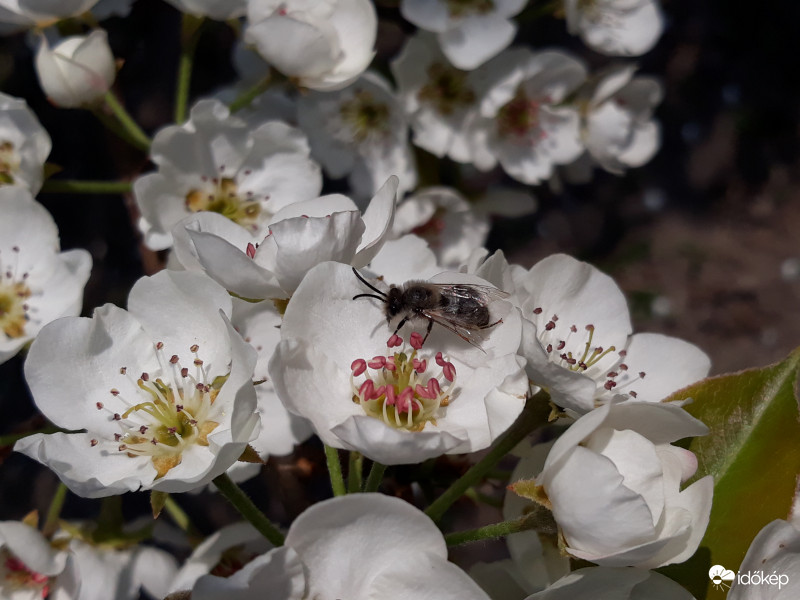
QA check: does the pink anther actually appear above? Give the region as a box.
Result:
[387,334,403,348]
[385,385,396,406]
[412,358,427,373]
[359,380,376,401]
[396,386,415,413]
[351,358,367,376]
[409,331,424,350]
[246,242,257,259]
[368,356,386,369]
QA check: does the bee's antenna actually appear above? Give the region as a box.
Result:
[352,267,388,298]
[353,293,387,302]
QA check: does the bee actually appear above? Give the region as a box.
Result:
[351,267,507,349]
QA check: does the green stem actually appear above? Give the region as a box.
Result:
[464,487,503,508]
[425,390,551,523]
[91,106,146,150]
[40,180,132,195]
[347,452,363,494]
[103,91,151,152]
[445,514,538,547]
[0,425,62,447]
[42,483,68,538]
[163,495,200,539]
[212,473,284,546]
[363,461,387,493]
[324,445,346,497]
[174,14,205,124]
[228,75,273,114]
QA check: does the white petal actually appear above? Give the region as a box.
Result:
[439,14,516,70]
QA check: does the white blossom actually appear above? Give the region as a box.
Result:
[0,187,92,366]
[134,99,322,250]
[245,0,377,91]
[391,33,486,164]
[35,30,116,109]
[728,520,800,599]
[0,0,100,31]
[171,175,398,299]
[578,64,663,174]
[400,0,527,70]
[525,567,696,599]
[467,49,587,184]
[68,537,178,600]
[535,399,713,568]
[15,270,260,498]
[269,261,527,465]
[297,72,416,198]
[517,254,711,415]
[0,92,52,193]
[565,0,665,57]
[0,520,80,600]
[169,522,274,593]
[190,494,491,600]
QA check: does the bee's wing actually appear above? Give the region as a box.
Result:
[420,309,487,352]
[430,283,510,304]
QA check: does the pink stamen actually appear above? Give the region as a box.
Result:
[384,356,396,371]
[427,378,441,396]
[412,358,427,373]
[368,356,386,369]
[246,242,257,259]
[387,334,403,348]
[385,385,396,406]
[359,379,375,400]
[415,383,433,399]
[409,332,424,350]
[443,363,456,381]
[351,359,367,376]
[396,386,415,413]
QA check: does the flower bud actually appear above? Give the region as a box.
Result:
[35,30,116,108]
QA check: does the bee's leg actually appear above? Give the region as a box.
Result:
[421,319,434,346]
[479,318,504,330]
[393,317,409,335]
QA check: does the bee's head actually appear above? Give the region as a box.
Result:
[385,287,404,320]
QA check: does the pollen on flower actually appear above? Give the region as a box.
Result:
[0,246,35,339]
[0,140,20,186]
[185,172,263,231]
[94,343,225,479]
[532,307,647,400]
[0,550,51,598]
[349,335,457,432]
[339,90,391,143]
[418,63,476,116]
[497,87,550,142]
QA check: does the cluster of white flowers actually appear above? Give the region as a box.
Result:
[0,2,778,600]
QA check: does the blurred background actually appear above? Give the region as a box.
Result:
[1,0,799,572]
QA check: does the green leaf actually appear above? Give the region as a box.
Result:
[659,347,800,599]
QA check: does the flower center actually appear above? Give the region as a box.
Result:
[93,343,225,478]
[0,550,51,598]
[531,308,647,400]
[418,63,476,116]
[185,176,263,230]
[0,246,33,339]
[497,87,547,140]
[339,90,391,143]
[350,333,457,432]
[0,141,20,186]
[446,0,495,18]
